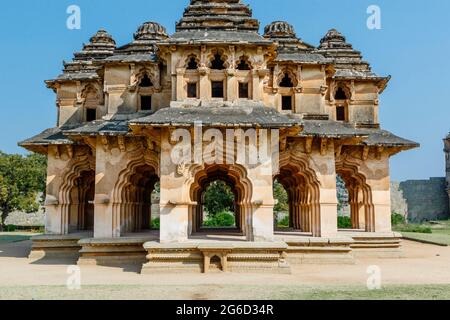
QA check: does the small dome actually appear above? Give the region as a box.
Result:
[89,29,116,46]
[74,29,116,61]
[319,29,347,48]
[134,22,168,41]
[264,21,296,38]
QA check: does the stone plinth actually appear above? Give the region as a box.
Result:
[343,231,403,258]
[29,233,90,261]
[141,242,291,274]
[78,236,157,266]
[282,237,355,265]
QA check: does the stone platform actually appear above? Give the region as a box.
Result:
[29,233,92,261]
[141,241,291,274]
[27,231,404,272]
[343,231,404,258]
[78,232,159,266]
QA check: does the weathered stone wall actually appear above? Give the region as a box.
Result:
[4,210,45,227]
[390,182,408,217]
[399,178,450,223]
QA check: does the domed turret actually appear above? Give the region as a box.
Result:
[134,22,169,41]
[74,29,116,61]
[264,21,296,39]
[318,29,349,50]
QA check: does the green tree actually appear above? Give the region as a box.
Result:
[273,180,289,212]
[0,152,47,231]
[203,180,235,217]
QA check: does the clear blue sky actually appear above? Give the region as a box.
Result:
[0,0,449,182]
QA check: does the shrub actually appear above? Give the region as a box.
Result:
[5,225,16,232]
[395,224,432,234]
[338,216,352,229]
[391,213,406,226]
[151,218,160,230]
[277,216,290,228]
[203,211,235,228]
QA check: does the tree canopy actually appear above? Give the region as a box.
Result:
[203,180,235,216]
[0,152,47,230]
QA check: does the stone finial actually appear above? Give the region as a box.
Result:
[134,22,169,41]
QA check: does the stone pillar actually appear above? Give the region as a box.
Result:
[309,143,339,237]
[199,68,210,100]
[93,141,115,238]
[252,70,262,102]
[159,128,190,243]
[176,68,185,101]
[365,155,392,233]
[226,69,236,101]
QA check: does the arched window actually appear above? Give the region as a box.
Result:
[210,54,226,70]
[83,87,99,122]
[279,73,294,88]
[139,74,153,88]
[335,87,348,100]
[237,57,251,71]
[187,56,198,70]
[138,73,153,111]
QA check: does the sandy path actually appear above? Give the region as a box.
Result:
[0,240,449,289]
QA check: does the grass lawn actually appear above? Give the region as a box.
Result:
[0,284,449,300]
[396,220,450,246]
[0,233,35,244]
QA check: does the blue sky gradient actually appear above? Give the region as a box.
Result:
[0,0,449,181]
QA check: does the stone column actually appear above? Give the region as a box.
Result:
[309,143,339,237]
[176,68,185,101]
[159,128,190,243]
[226,69,236,101]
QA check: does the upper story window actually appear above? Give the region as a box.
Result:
[187,56,199,70]
[86,108,97,122]
[212,81,224,98]
[336,105,347,121]
[140,96,152,111]
[82,85,100,122]
[138,73,154,111]
[187,82,198,98]
[279,73,294,88]
[282,96,293,111]
[239,82,249,99]
[237,57,251,71]
[210,54,226,70]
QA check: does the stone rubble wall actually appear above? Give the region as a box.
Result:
[392,178,450,223]
[4,210,45,227]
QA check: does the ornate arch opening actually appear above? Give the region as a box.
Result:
[186,54,199,70]
[208,49,229,70]
[111,156,160,237]
[189,164,252,238]
[236,55,252,71]
[81,84,101,122]
[58,155,96,234]
[276,152,321,235]
[336,160,375,232]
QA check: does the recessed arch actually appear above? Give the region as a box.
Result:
[335,159,375,232]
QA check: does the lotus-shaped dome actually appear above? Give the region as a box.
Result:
[134,22,169,41]
[264,21,296,39]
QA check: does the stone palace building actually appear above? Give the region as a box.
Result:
[20,0,418,273]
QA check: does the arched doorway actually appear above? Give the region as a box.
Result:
[189,165,252,238]
[201,180,237,231]
[68,170,95,232]
[336,163,375,232]
[275,153,321,236]
[113,163,160,236]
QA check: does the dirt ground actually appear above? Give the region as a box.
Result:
[0,239,449,300]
